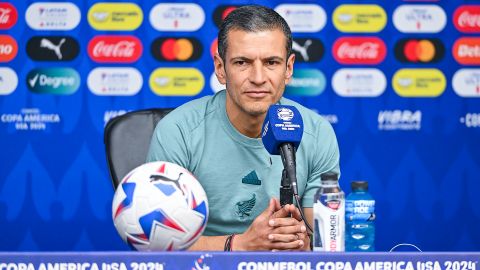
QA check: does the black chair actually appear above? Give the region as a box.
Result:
[104,108,172,189]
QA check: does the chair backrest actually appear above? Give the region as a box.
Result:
[104,108,172,189]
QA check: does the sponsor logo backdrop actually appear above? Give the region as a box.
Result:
[0,0,479,251]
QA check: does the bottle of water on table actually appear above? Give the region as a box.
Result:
[345,181,375,251]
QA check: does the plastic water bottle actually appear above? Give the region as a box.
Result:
[345,181,375,251]
[313,172,345,251]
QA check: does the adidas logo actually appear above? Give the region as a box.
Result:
[242,170,261,185]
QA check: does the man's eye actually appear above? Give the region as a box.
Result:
[235,61,246,66]
[267,60,278,66]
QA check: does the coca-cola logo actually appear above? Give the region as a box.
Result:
[332,37,386,65]
[0,3,18,30]
[88,35,142,63]
[453,37,480,65]
[454,5,480,33]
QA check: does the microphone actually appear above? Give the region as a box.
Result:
[261,105,303,205]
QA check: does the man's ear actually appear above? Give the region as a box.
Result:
[285,53,295,84]
[214,53,227,85]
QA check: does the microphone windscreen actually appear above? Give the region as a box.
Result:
[261,104,303,155]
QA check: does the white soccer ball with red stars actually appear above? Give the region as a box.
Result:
[112,161,208,251]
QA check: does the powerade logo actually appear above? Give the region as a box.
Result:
[286,69,326,96]
[27,68,80,95]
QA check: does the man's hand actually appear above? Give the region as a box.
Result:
[233,198,307,251]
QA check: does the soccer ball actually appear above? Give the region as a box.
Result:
[112,161,209,251]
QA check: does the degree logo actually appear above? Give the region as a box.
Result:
[292,38,324,63]
[285,69,326,96]
[88,2,143,31]
[393,5,446,33]
[149,3,205,32]
[333,5,387,33]
[454,5,480,33]
[452,69,480,98]
[332,37,386,65]
[149,68,204,96]
[213,5,239,28]
[27,36,79,61]
[392,69,446,97]
[27,68,80,95]
[453,37,480,65]
[275,4,327,33]
[394,38,444,63]
[151,37,202,61]
[0,3,18,29]
[0,35,17,62]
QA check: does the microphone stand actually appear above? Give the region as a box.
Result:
[280,169,293,206]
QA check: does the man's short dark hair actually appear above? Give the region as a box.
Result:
[217,5,293,62]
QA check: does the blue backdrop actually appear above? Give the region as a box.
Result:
[0,0,479,251]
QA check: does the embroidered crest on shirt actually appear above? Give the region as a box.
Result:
[241,170,261,185]
[235,194,256,218]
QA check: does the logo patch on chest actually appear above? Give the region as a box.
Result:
[235,194,256,218]
[242,170,261,185]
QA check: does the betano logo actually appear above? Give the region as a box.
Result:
[27,68,80,95]
[213,5,239,28]
[392,69,446,97]
[0,67,18,95]
[88,2,143,31]
[453,37,480,65]
[0,2,18,29]
[151,37,202,61]
[285,69,326,96]
[26,2,81,30]
[88,35,142,63]
[149,3,205,31]
[454,5,480,33]
[0,35,17,62]
[393,5,446,33]
[332,68,386,97]
[332,37,386,65]
[87,67,142,96]
[333,5,387,33]
[394,38,444,63]
[149,68,204,96]
[275,4,327,33]
[452,69,480,98]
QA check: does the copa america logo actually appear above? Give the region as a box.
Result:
[277,108,294,121]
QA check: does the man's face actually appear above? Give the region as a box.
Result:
[214,29,295,118]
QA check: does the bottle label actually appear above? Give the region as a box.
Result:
[313,195,345,252]
[346,199,375,221]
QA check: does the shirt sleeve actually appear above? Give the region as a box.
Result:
[301,119,341,207]
[146,115,190,169]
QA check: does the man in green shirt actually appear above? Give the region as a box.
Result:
[147,5,340,251]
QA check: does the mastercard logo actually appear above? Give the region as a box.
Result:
[392,69,446,97]
[149,68,204,96]
[213,5,240,28]
[151,37,202,62]
[394,38,444,63]
[0,35,18,62]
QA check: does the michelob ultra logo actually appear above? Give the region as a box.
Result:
[392,69,446,97]
[333,5,387,33]
[88,2,143,31]
[393,5,446,33]
[27,68,80,95]
[285,69,326,96]
[275,4,327,33]
[149,3,205,31]
[149,68,204,96]
[0,2,18,29]
[452,69,480,97]
[0,35,17,62]
[26,2,81,30]
[332,37,386,65]
[454,5,480,33]
[0,67,18,95]
[453,37,480,65]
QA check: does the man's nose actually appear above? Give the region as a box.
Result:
[249,62,266,85]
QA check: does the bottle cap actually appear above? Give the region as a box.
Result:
[351,181,368,191]
[320,172,338,181]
